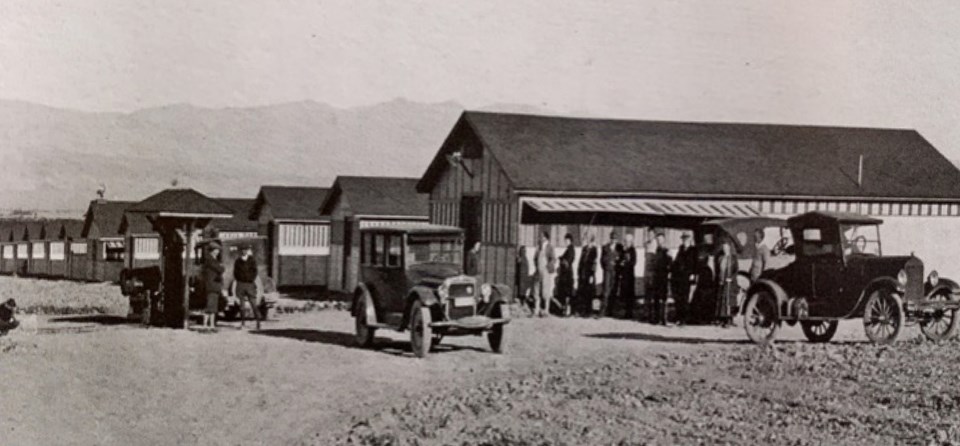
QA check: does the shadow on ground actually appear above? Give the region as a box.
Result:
[252,329,486,356]
[586,332,867,346]
[49,315,134,326]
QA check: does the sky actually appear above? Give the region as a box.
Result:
[1,0,960,154]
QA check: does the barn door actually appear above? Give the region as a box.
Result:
[459,195,483,268]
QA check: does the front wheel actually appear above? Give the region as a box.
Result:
[919,291,959,342]
[863,289,904,345]
[410,301,432,358]
[743,290,780,345]
[354,297,376,348]
[800,320,838,343]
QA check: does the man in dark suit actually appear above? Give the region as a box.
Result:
[648,231,671,325]
[576,235,598,316]
[670,232,697,325]
[620,233,638,320]
[599,231,621,317]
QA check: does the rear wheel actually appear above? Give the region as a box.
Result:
[354,297,376,348]
[744,290,780,345]
[488,303,509,353]
[863,289,904,345]
[920,291,959,342]
[800,320,838,343]
[410,301,432,358]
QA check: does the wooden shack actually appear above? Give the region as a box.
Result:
[58,219,86,280]
[23,221,46,277]
[40,219,72,278]
[250,186,331,288]
[319,176,429,292]
[78,199,135,283]
[119,212,162,271]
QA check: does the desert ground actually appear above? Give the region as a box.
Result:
[1,277,959,446]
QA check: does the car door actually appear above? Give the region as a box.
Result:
[810,256,845,317]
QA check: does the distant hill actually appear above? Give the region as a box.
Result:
[0,99,525,211]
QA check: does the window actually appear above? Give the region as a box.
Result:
[49,242,65,261]
[361,234,371,265]
[134,237,160,260]
[277,223,330,256]
[70,242,87,255]
[103,240,125,262]
[373,234,384,266]
[16,244,27,258]
[31,242,45,259]
[387,236,402,267]
[841,224,882,257]
[1,245,12,259]
[802,229,822,241]
[406,237,463,266]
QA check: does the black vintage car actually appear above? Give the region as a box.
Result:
[743,211,960,345]
[351,224,512,358]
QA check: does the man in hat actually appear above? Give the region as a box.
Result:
[647,231,671,325]
[0,298,19,334]
[670,232,697,324]
[599,231,621,317]
[233,244,262,330]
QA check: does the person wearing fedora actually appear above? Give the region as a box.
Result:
[671,232,697,325]
[647,231,671,325]
[233,244,262,330]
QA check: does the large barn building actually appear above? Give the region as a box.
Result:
[417,111,960,292]
[320,176,429,292]
[251,186,331,288]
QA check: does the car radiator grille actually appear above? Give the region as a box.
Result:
[905,263,924,300]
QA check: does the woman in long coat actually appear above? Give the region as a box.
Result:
[556,234,576,316]
[714,240,738,327]
[202,244,225,331]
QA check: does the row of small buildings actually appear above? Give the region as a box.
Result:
[4,111,960,289]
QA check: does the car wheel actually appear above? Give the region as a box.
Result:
[743,290,779,345]
[487,303,508,354]
[919,291,959,342]
[354,297,376,348]
[800,320,838,343]
[410,301,432,358]
[863,289,904,345]
[258,302,270,321]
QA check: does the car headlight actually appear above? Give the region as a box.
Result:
[437,283,449,300]
[928,270,939,287]
[480,284,493,303]
[897,269,908,286]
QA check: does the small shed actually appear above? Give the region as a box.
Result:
[118,212,162,271]
[78,199,136,283]
[250,186,331,288]
[319,176,429,292]
[126,188,233,328]
[39,219,73,278]
[57,219,87,280]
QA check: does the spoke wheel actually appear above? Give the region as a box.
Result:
[920,291,959,342]
[354,297,376,348]
[863,289,904,345]
[800,320,839,343]
[744,290,780,345]
[410,301,432,358]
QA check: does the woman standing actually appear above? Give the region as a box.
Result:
[714,240,738,327]
[202,244,225,332]
[556,234,576,316]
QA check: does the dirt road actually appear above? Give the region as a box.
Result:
[2,308,959,445]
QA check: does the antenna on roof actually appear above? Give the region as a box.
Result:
[857,154,864,188]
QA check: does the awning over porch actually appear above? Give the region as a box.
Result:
[523,197,760,218]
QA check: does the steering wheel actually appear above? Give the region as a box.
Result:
[771,236,791,256]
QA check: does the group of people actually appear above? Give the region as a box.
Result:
[199,243,263,332]
[515,228,772,326]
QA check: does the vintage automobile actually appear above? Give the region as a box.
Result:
[742,211,960,345]
[351,224,512,358]
[120,236,277,325]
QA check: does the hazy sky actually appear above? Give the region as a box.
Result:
[2,1,960,152]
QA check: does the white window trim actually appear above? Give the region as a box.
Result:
[49,242,65,261]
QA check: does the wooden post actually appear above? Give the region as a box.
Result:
[183,221,192,329]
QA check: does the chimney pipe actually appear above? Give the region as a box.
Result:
[857,155,864,188]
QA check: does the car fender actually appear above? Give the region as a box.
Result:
[744,279,788,317]
[849,277,905,317]
[487,283,513,305]
[401,286,439,330]
[352,283,379,326]
[925,277,960,298]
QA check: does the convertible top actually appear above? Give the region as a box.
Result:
[699,217,788,254]
[788,211,883,227]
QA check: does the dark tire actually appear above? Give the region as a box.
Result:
[920,291,959,342]
[744,290,780,345]
[223,305,240,322]
[140,296,152,326]
[863,289,904,345]
[258,302,270,321]
[800,320,839,343]
[410,301,432,358]
[354,297,376,348]
[488,303,508,353]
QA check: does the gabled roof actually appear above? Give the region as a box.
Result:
[21,221,44,241]
[210,198,258,232]
[82,200,135,239]
[59,219,86,240]
[252,186,330,221]
[119,212,155,236]
[418,111,960,201]
[126,189,233,219]
[2,222,21,243]
[319,176,429,218]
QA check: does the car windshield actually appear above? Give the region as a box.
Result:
[841,224,881,257]
[406,237,462,266]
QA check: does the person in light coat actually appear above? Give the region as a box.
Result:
[533,231,557,317]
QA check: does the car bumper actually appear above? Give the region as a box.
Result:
[430,316,510,330]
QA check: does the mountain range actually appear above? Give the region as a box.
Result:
[0,99,548,215]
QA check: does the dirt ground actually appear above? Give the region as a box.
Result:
[1,282,959,445]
